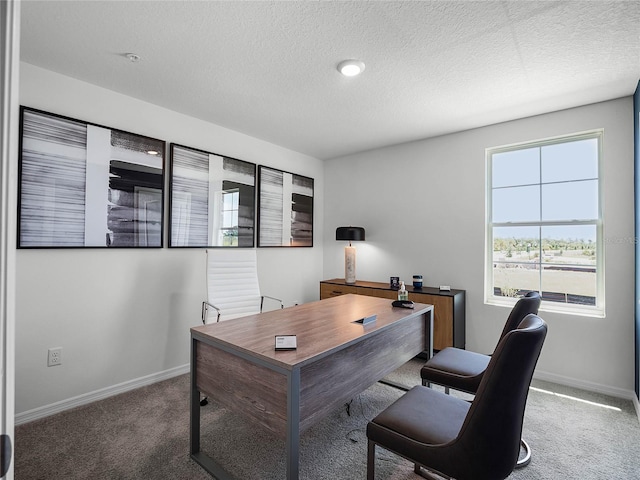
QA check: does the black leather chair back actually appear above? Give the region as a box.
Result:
[498,291,541,344]
[451,314,547,480]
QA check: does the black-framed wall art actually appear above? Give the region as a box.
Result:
[257,166,313,247]
[169,144,256,247]
[18,107,165,248]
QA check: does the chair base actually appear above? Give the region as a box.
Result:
[413,442,531,475]
[369,440,454,480]
[369,440,529,480]
[516,438,531,468]
[414,464,452,479]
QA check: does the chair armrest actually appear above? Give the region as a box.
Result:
[260,295,284,311]
[202,301,221,324]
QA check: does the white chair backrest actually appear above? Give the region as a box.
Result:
[205,248,262,323]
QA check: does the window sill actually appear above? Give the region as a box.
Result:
[485,296,605,318]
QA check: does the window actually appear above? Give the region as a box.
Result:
[220,189,239,246]
[486,131,603,316]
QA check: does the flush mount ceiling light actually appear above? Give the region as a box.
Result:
[337,59,365,77]
[126,53,141,63]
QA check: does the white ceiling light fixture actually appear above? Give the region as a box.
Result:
[338,59,365,77]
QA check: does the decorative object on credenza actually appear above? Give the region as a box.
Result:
[390,277,400,290]
[169,144,256,248]
[257,166,314,247]
[335,226,366,284]
[413,275,423,289]
[18,107,165,248]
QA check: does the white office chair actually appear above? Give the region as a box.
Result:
[200,248,283,406]
[201,248,283,324]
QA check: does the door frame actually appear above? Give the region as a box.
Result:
[1,0,20,478]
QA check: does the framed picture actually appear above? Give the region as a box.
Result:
[169,144,256,247]
[258,166,313,247]
[18,107,165,248]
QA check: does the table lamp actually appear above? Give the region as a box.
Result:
[336,226,366,285]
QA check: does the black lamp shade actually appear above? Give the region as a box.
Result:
[336,226,365,242]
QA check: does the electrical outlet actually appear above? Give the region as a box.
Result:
[47,347,62,367]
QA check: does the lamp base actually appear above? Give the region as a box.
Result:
[345,246,356,285]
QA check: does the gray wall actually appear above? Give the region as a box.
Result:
[15,63,325,417]
[323,97,635,397]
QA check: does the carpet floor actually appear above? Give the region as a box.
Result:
[15,358,640,479]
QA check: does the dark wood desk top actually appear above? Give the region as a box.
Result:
[191,294,432,370]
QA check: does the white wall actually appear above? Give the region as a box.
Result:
[15,63,635,419]
[15,63,324,416]
[324,98,635,397]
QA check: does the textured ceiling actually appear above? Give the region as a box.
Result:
[19,1,640,160]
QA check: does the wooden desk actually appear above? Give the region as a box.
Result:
[190,294,433,480]
[320,278,465,351]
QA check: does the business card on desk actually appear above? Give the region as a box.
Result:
[275,335,297,350]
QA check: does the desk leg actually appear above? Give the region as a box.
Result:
[190,339,224,477]
[427,309,434,359]
[286,368,301,480]
[190,337,200,456]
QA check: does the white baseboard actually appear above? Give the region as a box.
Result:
[15,363,190,426]
[533,369,637,401]
[534,370,640,425]
[15,363,640,426]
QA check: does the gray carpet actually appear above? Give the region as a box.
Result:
[15,359,640,479]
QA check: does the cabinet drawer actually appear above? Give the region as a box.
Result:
[320,284,357,299]
[357,288,397,300]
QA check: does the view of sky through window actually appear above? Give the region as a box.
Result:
[488,133,602,311]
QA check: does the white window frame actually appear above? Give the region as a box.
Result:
[485,130,605,317]
[220,188,239,246]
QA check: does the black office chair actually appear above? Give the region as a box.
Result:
[421,291,541,394]
[367,314,547,480]
[419,291,541,466]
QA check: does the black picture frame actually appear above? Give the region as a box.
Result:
[257,166,313,247]
[168,143,256,247]
[17,107,165,248]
